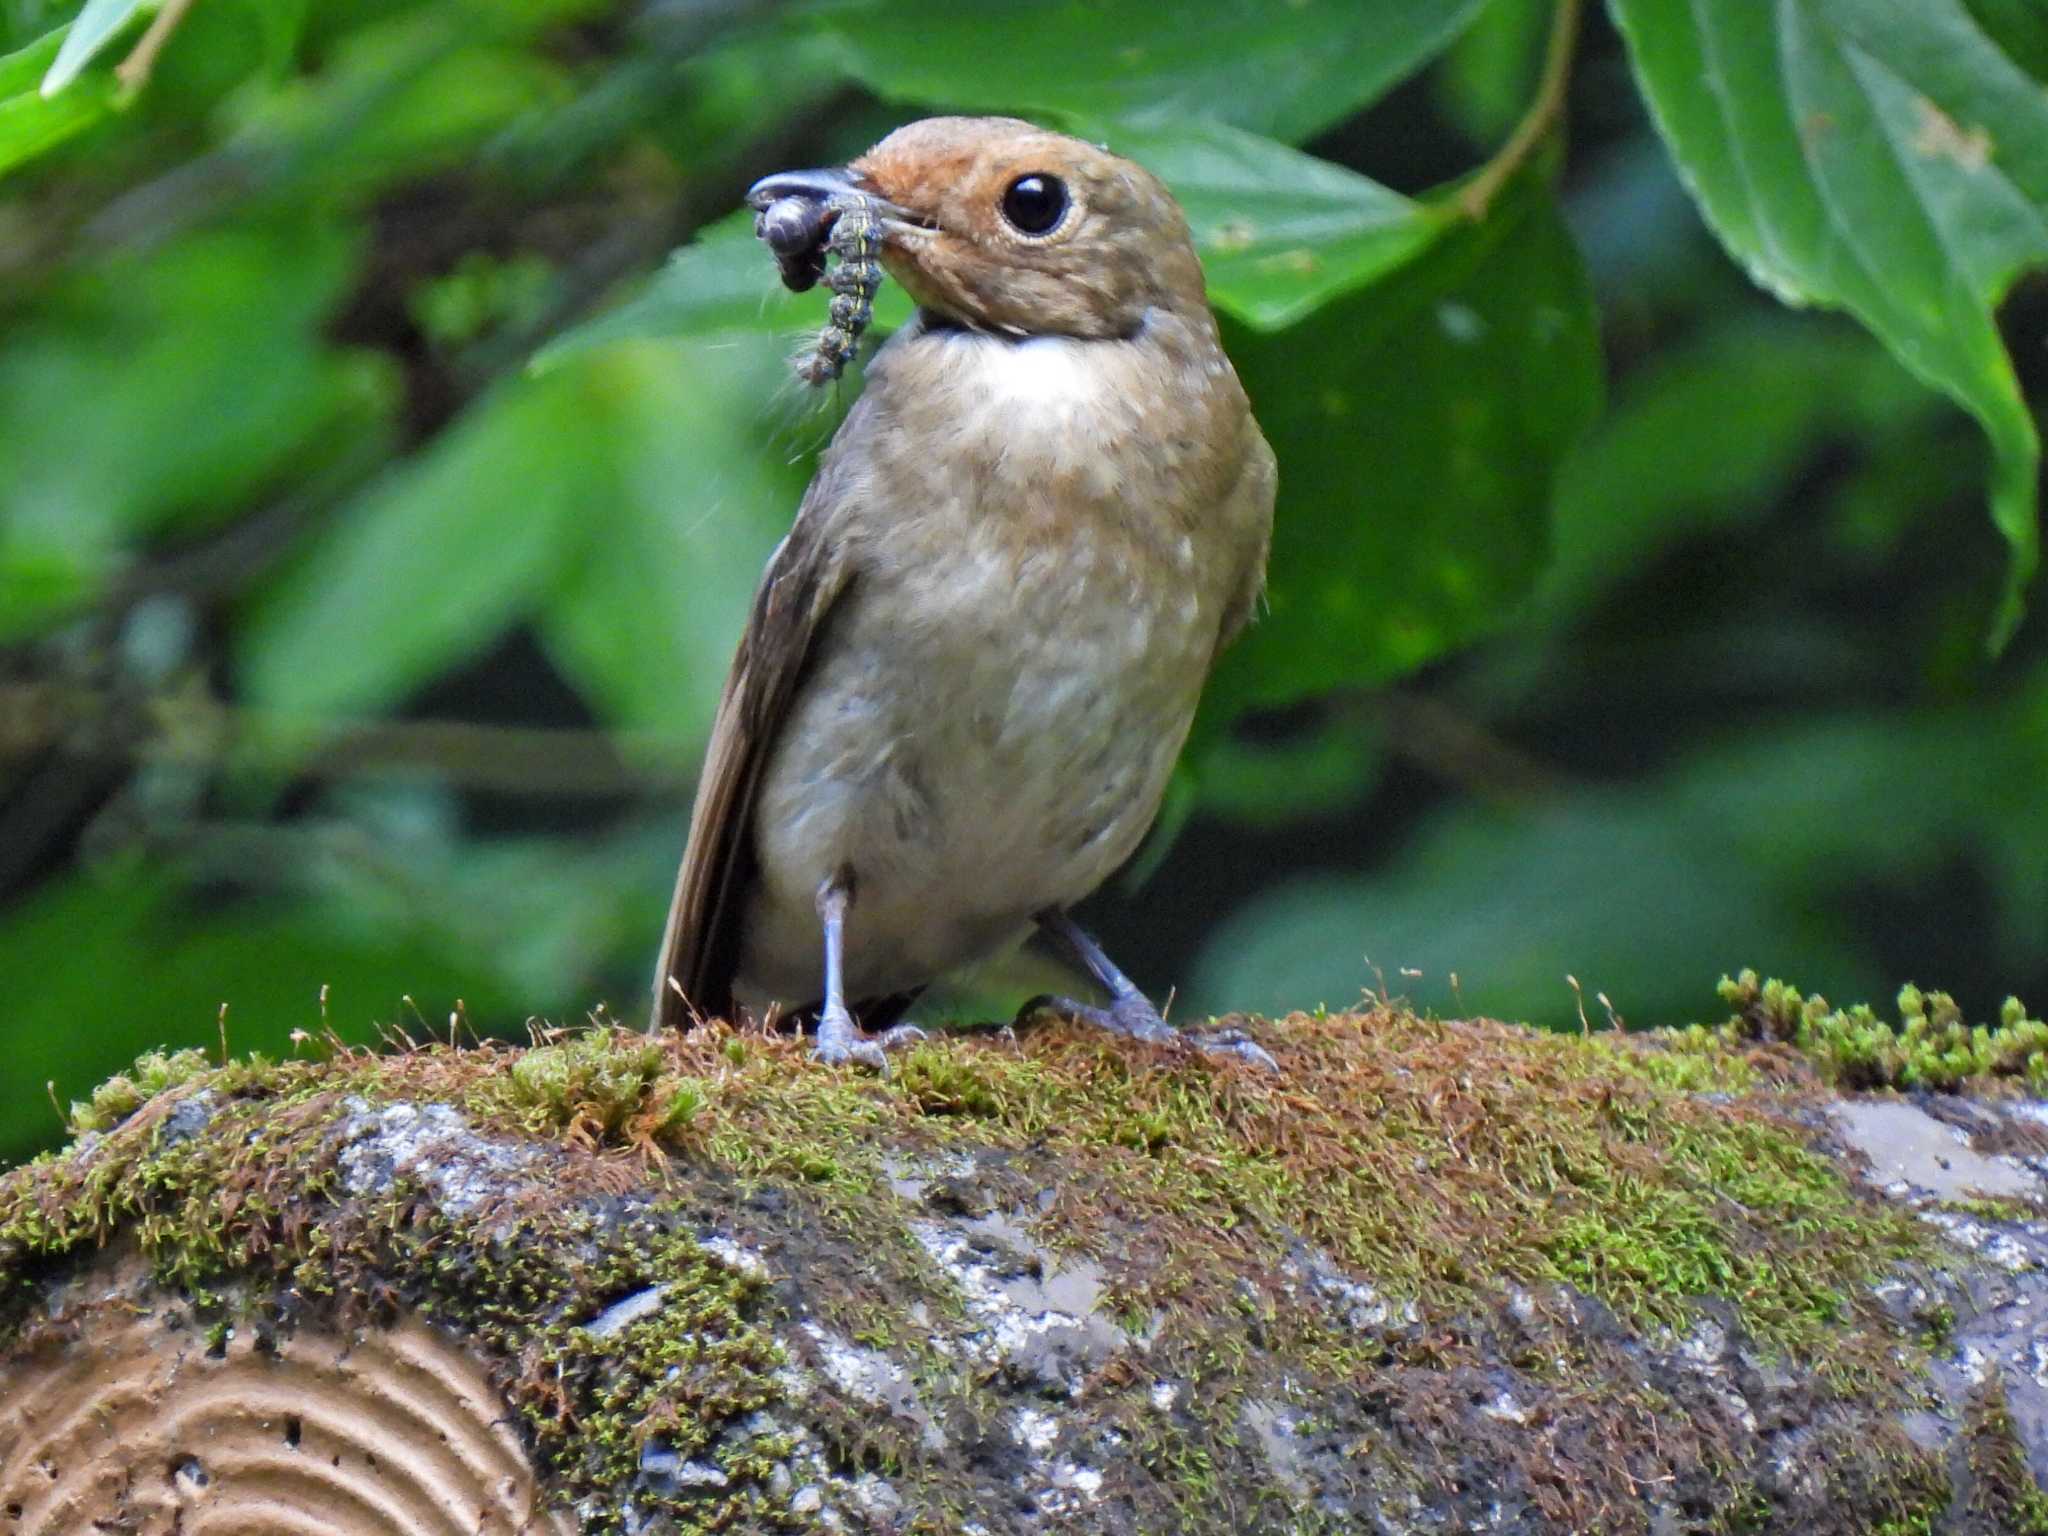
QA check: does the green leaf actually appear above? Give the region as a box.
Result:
[219,17,571,191]
[529,210,915,372]
[0,23,64,95]
[243,337,808,740]
[1607,0,2048,646]
[238,370,583,722]
[1106,116,1445,330]
[1196,713,1386,829]
[781,0,1490,144]
[1965,0,2048,79]
[39,0,147,97]
[534,340,813,734]
[1436,0,1551,144]
[0,24,116,176]
[1190,682,2048,1027]
[1187,789,1888,1028]
[1201,175,1601,723]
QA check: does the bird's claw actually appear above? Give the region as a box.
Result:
[1018,994,1276,1070]
[811,1006,924,1073]
[875,1023,928,1051]
[1183,1027,1279,1072]
[1020,992,1175,1046]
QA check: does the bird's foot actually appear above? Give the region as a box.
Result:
[1023,991,1177,1046]
[1183,1024,1279,1072]
[811,1001,924,1072]
[1018,993,1277,1071]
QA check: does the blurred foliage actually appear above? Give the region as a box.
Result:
[1,0,2044,1165]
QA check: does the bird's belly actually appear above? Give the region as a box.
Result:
[737,564,1211,1005]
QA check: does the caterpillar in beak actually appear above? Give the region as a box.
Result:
[750,186,887,387]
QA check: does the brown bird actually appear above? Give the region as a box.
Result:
[650,115,1276,1067]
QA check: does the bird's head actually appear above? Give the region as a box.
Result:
[745,116,1205,340]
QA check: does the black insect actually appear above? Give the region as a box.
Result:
[756,194,831,293]
[749,186,888,387]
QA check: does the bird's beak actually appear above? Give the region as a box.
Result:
[744,167,924,228]
[744,167,860,211]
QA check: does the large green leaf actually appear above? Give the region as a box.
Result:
[1607,0,2048,645]
[242,336,806,741]
[217,11,573,193]
[1436,0,1550,143]
[238,369,587,722]
[781,0,1490,145]
[1190,798,1881,1027]
[1107,117,1444,330]
[1532,317,1939,629]
[1966,0,2048,77]
[534,343,811,734]
[1201,175,1602,722]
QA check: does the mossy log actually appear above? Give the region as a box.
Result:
[7,1006,2048,1534]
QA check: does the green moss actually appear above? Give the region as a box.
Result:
[1826,1430,1951,1536]
[1713,969,2048,1092]
[614,1011,1932,1376]
[67,1045,212,1132]
[1600,1029,1762,1094]
[654,1075,710,1133]
[449,1218,792,1528]
[496,1029,667,1135]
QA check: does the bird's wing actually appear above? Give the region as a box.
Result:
[1215,421,1279,652]
[650,473,855,1030]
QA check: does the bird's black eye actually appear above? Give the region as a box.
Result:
[1001,173,1068,236]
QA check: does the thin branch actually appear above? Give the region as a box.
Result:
[0,682,699,798]
[1458,0,1584,222]
[114,0,201,94]
[1374,690,1569,803]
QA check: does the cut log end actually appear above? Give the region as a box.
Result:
[0,1252,569,1536]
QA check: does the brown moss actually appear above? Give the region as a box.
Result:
[1959,1378,2048,1535]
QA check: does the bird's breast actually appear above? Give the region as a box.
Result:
[869,321,1228,509]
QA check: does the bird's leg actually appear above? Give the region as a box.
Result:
[811,874,922,1070]
[1022,908,1276,1069]
[1025,908,1177,1044]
